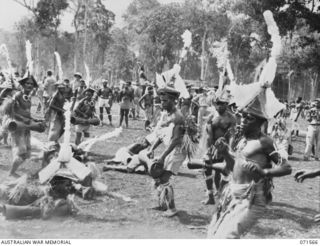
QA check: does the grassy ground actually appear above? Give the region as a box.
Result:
[0,101,319,238]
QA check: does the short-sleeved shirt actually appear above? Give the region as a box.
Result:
[98,87,113,99]
[43,76,57,98]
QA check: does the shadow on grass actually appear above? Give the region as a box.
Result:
[263,202,316,229]
[178,173,197,179]
[271,202,318,216]
[125,127,144,131]
[293,150,305,155]
[250,224,280,238]
[88,153,114,162]
[74,213,136,224]
[177,210,211,227]
[288,156,302,161]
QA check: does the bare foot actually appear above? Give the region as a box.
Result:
[163,208,179,217]
[148,206,166,211]
[202,194,215,205]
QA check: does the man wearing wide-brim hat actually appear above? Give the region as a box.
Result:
[207,93,292,238]
[72,72,82,91]
[146,86,186,217]
[4,75,45,177]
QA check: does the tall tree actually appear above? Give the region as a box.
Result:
[13,0,69,73]
[104,28,135,83]
[75,0,115,73]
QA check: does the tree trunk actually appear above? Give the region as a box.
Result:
[302,76,306,100]
[53,28,58,74]
[200,29,207,81]
[311,71,319,101]
[74,31,79,73]
[35,35,40,79]
[83,2,88,62]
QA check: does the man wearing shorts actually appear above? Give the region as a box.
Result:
[97,80,113,126]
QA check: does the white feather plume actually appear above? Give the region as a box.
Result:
[181,30,192,48]
[160,64,189,99]
[63,101,73,144]
[156,73,166,88]
[25,40,33,76]
[180,30,192,59]
[78,127,123,152]
[228,10,284,119]
[55,101,73,163]
[54,51,63,81]
[175,74,189,99]
[84,62,91,87]
[0,44,13,76]
[258,10,282,87]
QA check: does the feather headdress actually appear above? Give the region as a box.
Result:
[0,44,13,76]
[159,64,189,99]
[180,29,192,60]
[25,40,33,77]
[54,52,63,81]
[84,62,91,88]
[78,127,122,152]
[229,10,284,119]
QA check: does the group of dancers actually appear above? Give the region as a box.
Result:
[0,8,319,238]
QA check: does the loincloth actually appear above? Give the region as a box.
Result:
[10,128,31,158]
[48,112,64,141]
[207,180,267,239]
[164,147,187,175]
[75,124,90,133]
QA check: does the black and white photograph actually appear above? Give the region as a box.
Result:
[0,0,319,241]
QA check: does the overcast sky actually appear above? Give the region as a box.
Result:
[0,0,183,32]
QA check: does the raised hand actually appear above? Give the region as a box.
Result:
[294,170,313,183]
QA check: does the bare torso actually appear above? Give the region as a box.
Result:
[207,111,236,145]
[233,136,273,184]
[166,109,185,142]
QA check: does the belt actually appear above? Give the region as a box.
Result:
[101,97,109,99]
[310,124,320,126]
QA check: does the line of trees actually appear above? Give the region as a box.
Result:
[0,0,319,100]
